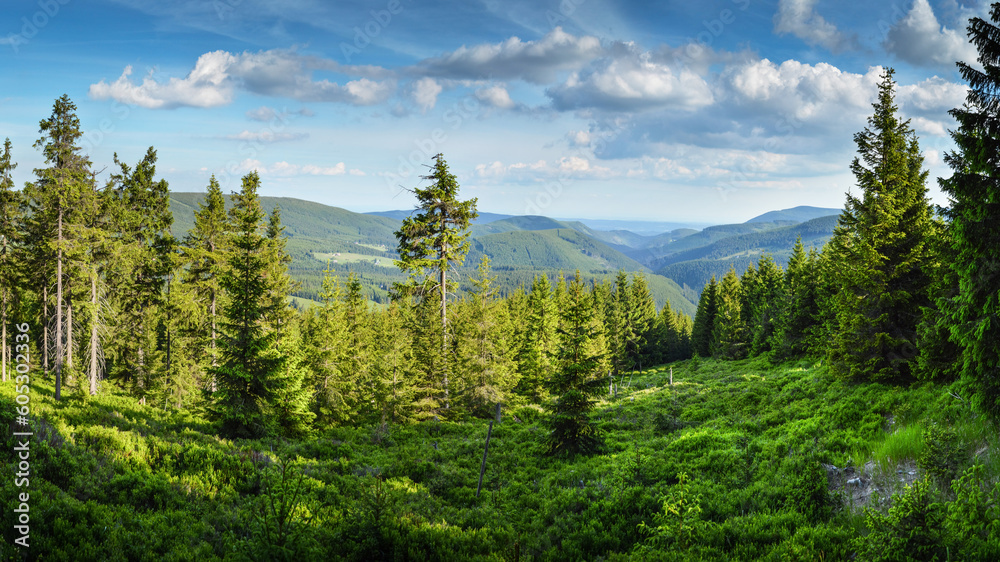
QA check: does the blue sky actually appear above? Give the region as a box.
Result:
[0,0,984,222]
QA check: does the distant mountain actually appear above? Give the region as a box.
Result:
[655,215,839,291]
[169,193,697,314]
[555,217,710,235]
[745,206,841,224]
[634,222,796,266]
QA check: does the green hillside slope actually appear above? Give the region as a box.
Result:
[467,228,649,273]
[169,192,698,314]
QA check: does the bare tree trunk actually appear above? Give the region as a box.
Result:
[1,296,7,382]
[43,284,48,372]
[55,207,63,401]
[440,265,448,410]
[90,269,98,395]
[210,288,217,392]
[67,302,73,371]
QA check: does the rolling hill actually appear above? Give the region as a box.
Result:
[168,192,698,315]
[654,215,839,290]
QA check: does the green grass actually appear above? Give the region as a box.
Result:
[2,356,996,560]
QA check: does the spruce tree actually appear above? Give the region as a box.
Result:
[712,267,746,359]
[301,267,353,426]
[211,171,283,438]
[827,68,934,382]
[518,274,559,401]
[691,275,718,357]
[771,238,820,359]
[394,153,478,410]
[181,176,229,390]
[105,147,173,395]
[0,139,20,383]
[629,273,658,367]
[654,299,679,363]
[937,4,1000,422]
[454,256,518,416]
[547,271,604,456]
[605,271,633,379]
[23,95,97,400]
[744,255,785,356]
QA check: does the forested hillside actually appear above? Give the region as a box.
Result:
[2,10,1000,560]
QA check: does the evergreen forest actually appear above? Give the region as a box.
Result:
[2,8,1000,562]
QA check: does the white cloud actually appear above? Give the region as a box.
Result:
[474,158,614,181]
[722,59,878,125]
[547,45,714,111]
[883,0,977,68]
[415,27,602,83]
[474,84,515,109]
[90,49,396,109]
[567,130,591,147]
[229,159,349,177]
[225,130,308,142]
[411,77,443,112]
[773,0,858,52]
[89,55,236,109]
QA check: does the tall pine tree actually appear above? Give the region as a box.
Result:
[827,68,934,382]
[394,154,478,410]
[937,5,1000,423]
[547,271,604,456]
[211,171,284,438]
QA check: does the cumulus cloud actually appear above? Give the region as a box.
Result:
[883,0,978,68]
[411,77,443,112]
[547,45,714,112]
[590,57,965,167]
[89,55,236,109]
[897,75,968,135]
[90,49,396,109]
[474,84,516,109]
[773,0,859,52]
[415,27,602,83]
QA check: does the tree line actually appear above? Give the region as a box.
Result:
[0,114,693,445]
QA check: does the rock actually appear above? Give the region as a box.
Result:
[847,477,862,486]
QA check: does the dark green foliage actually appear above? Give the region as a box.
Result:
[827,69,935,383]
[546,271,604,456]
[770,238,820,360]
[740,254,784,356]
[938,4,1000,425]
[711,267,746,360]
[210,172,285,438]
[691,275,718,357]
[517,274,559,401]
[395,153,478,411]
